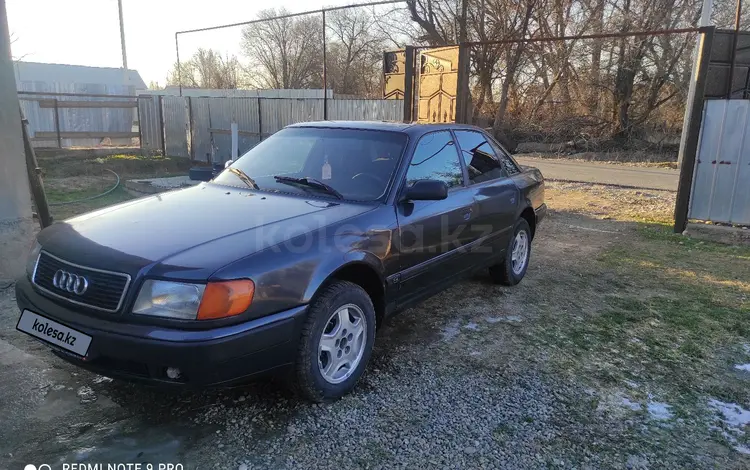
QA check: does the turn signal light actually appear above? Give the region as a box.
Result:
[197,280,255,320]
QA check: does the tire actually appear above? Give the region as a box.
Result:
[293,280,376,402]
[489,218,532,286]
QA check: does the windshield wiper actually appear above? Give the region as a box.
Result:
[273,175,343,199]
[226,167,259,190]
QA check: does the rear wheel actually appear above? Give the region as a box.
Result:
[489,218,532,286]
[293,280,376,402]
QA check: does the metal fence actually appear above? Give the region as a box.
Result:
[140,96,404,161]
[689,99,750,225]
[137,95,162,152]
[163,96,189,158]
[19,84,138,148]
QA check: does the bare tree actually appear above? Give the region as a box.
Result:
[326,9,386,97]
[167,48,242,89]
[712,0,750,30]
[399,0,704,141]
[10,32,29,62]
[241,9,323,89]
[488,0,539,133]
[405,0,461,45]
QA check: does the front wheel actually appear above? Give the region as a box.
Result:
[293,280,376,402]
[489,218,532,286]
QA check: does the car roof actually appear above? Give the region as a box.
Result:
[286,120,486,137]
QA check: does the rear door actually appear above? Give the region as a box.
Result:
[394,130,476,306]
[453,130,520,263]
[489,138,545,211]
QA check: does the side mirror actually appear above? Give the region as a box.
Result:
[403,179,448,201]
[224,159,234,168]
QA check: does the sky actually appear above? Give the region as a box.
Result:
[7,0,362,86]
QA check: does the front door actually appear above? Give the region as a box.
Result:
[394,130,475,307]
[453,130,521,264]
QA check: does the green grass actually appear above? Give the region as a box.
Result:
[37,153,198,221]
[638,224,750,258]
[48,186,135,221]
[538,225,750,405]
[40,154,197,179]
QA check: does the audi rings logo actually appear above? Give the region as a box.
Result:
[52,269,89,295]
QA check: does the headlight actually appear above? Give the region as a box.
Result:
[133,280,206,320]
[133,279,254,320]
[26,241,42,279]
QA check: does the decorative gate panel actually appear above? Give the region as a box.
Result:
[383,50,406,100]
[417,46,459,123]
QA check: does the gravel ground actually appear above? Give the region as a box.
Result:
[1,189,748,469]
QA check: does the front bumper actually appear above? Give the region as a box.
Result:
[15,276,307,386]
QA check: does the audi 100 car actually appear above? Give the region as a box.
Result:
[16,121,545,402]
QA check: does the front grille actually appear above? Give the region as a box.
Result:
[32,251,131,312]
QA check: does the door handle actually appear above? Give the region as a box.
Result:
[462,208,473,220]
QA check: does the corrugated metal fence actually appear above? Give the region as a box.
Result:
[137,95,162,152]
[689,100,750,225]
[20,82,137,148]
[140,96,404,161]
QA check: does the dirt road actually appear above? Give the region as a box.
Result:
[515,156,679,191]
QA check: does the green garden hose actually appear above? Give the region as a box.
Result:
[49,169,121,206]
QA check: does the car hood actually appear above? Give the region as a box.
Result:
[38,183,373,279]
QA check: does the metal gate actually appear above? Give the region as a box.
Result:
[383,50,406,100]
[689,99,750,225]
[417,46,459,123]
[382,45,461,123]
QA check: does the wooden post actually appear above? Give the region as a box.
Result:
[53,98,62,148]
[454,43,472,124]
[674,27,715,233]
[20,110,52,228]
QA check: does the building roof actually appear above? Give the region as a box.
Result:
[13,61,147,90]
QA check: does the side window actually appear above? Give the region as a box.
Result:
[488,137,521,176]
[454,131,505,184]
[405,131,463,188]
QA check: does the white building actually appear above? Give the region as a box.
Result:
[14,61,146,94]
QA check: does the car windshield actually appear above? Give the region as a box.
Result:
[212,127,408,201]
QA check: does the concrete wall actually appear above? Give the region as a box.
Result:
[0,0,35,281]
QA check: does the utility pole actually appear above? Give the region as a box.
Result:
[322,9,327,120]
[0,0,35,281]
[117,0,128,69]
